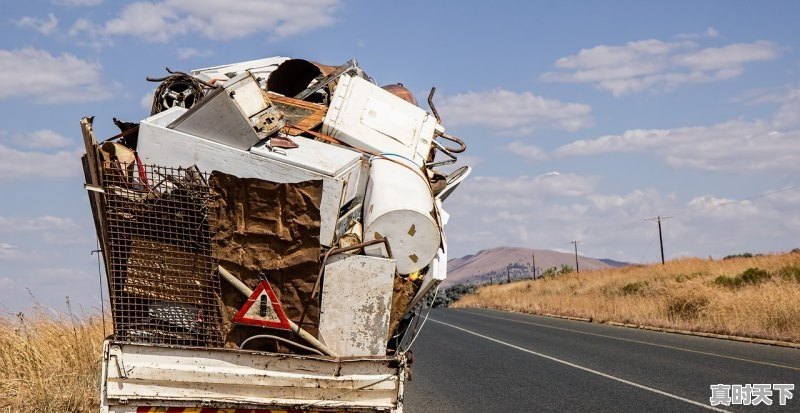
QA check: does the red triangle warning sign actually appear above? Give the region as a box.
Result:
[233,280,291,330]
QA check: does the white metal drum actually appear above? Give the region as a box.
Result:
[363,155,441,274]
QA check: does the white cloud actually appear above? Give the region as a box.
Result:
[444,173,800,263]
[676,27,720,40]
[770,86,800,129]
[97,0,341,42]
[541,38,779,96]
[505,141,547,161]
[15,13,58,35]
[439,89,592,134]
[0,48,111,103]
[0,144,84,181]
[140,89,155,112]
[13,130,72,149]
[53,0,103,5]
[0,243,26,261]
[554,89,800,173]
[555,120,800,172]
[177,47,214,60]
[0,216,78,233]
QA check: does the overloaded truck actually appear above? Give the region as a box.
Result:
[80,56,469,412]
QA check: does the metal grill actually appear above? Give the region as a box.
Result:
[102,162,223,347]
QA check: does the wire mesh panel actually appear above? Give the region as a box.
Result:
[102,162,223,347]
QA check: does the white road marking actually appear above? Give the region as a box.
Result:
[430,318,731,413]
[463,309,800,372]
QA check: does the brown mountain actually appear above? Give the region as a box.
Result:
[444,246,620,286]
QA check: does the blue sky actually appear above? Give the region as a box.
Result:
[1,0,799,312]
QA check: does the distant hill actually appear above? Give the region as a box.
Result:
[444,246,626,286]
[599,258,630,268]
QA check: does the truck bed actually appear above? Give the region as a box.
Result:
[101,340,405,413]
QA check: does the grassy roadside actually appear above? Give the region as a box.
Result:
[453,251,800,343]
[0,309,107,412]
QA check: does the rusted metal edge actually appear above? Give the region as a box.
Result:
[81,116,115,310]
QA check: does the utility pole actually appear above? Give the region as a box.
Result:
[531,251,536,279]
[506,265,511,284]
[570,241,580,273]
[645,216,672,265]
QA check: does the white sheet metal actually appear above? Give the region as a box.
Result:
[319,255,396,357]
[137,107,363,246]
[190,56,290,85]
[168,73,284,150]
[322,74,437,166]
[100,341,404,412]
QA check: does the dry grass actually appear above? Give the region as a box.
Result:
[454,251,800,342]
[0,307,107,412]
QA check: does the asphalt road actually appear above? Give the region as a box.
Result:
[404,308,799,412]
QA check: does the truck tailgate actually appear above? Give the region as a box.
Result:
[101,341,405,413]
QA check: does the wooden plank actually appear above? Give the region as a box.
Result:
[268,93,327,132]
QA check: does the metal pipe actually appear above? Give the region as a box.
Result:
[427,87,441,123]
[218,265,338,357]
[240,334,323,356]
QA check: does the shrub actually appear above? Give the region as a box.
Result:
[620,281,647,295]
[739,268,770,284]
[776,265,800,283]
[713,275,742,288]
[713,268,770,289]
[723,253,753,260]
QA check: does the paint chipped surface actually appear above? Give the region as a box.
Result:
[319,255,396,357]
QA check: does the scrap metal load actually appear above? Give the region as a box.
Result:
[82,56,470,359]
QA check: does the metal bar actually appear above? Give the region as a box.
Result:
[294,59,357,101]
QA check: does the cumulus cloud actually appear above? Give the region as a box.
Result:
[94,0,340,42]
[505,141,547,161]
[15,13,58,35]
[0,144,84,181]
[12,129,72,149]
[675,27,720,40]
[439,89,592,134]
[554,94,800,173]
[541,38,779,96]
[0,216,78,233]
[444,173,800,263]
[0,48,111,103]
[0,243,26,261]
[177,47,214,60]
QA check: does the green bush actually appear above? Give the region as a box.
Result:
[740,268,770,284]
[713,268,770,289]
[723,253,753,260]
[714,275,742,288]
[776,265,800,283]
[620,281,647,295]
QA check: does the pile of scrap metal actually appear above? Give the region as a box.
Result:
[81,56,470,358]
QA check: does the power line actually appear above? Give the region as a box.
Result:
[638,226,659,264]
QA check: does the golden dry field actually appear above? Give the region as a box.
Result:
[0,309,107,412]
[453,251,800,343]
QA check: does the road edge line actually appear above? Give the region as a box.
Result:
[456,306,800,349]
